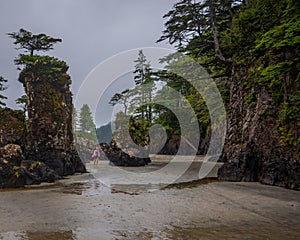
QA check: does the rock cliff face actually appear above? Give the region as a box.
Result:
[218,64,300,190]
[0,108,26,147]
[19,66,86,176]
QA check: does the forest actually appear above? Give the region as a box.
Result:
[108,0,300,188]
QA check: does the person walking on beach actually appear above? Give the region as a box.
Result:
[92,146,101,165]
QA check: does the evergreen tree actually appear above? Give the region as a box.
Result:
[72,107,79,132]
[9,28,67,113]
[157,0,300,153]
[8,28,61,55]
[109,89,131,115]
[79,104,96,133]
[0,76,8,107]
[15,95,27,113]
[131,50,156,121]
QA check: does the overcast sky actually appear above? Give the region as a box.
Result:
[0,0,177,126]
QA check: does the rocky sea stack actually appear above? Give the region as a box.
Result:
[18,56,86,176]
[0,55,86,188]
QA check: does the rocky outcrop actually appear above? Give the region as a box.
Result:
[19,60,86,176]
[0,108,26,147]
[157,133,205,155]
[0,144,58,188]
[100,140,150,166]
[218,65,300,190]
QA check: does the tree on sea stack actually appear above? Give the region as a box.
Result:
[15,95,27,114]
[8,28,61,55]
[8,29,86,176]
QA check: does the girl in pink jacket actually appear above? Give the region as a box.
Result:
[92,146,101,165]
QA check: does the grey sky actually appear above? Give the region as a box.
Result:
[0,0,176,126]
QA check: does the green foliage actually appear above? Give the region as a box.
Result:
[110,51,156,142]
[109,89,132,115]
[110,0,300,153]
[128,118,151,147]
[72,107,79,132]
[0,76,8,106]
[8,28,61,55]
[235,0,300,149]
[17,55,70,85]
[244,92,257,107]
[15,95,27,112]
[9,29,70,110]
[131,50,156,121]
[78,104,96,134]
[157,0,209,49]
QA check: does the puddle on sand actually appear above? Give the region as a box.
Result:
[48,178,220,196]
[0,175,220,196]
[112,229,161,240]
[110,178,220,195]
[0,230,75,240]
[162,178,220,190]
[51,179,111,196]
[165,225,300,240]
[114,224,300,240]
[110,183,162,195]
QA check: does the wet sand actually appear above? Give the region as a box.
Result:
[0,157,299,239]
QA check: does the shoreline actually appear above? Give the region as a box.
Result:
[1,154,299,192]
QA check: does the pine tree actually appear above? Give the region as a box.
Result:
[0,76,8,107]
[72,107,79,132]
[8,28,61,56]
[79,104,96,133]
[15,95,27,113]
[109,89,131,115]
[131,50,156,121]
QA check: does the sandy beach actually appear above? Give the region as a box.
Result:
[0,157,299,240]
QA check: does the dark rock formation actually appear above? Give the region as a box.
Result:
[0,144,59,188]
[100,140,150,167]
[0,108,26,147]
[19,61,86,176]
[157,135,203,155]
[218,65,300,190]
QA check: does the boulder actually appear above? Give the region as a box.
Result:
[100,141,150,167]
[0,144,59,188]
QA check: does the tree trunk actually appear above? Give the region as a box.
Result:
[209,0,232,63]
